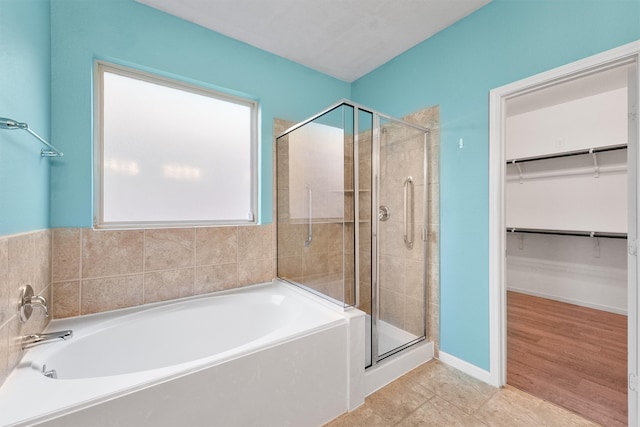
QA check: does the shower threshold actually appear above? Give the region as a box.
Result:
[365,315,420,367]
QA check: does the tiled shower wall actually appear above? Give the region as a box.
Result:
[356,106,440,353]
[50,225,275,318]
[407,106,440,355]
[0,230,52,386]
[275,119,354,305]
[276,107,440,353]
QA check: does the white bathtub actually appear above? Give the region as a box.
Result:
[0,280,365,427]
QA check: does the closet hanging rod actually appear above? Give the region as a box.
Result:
[507,227,627,240]
[0,117,63,157]
[506,144,626,165]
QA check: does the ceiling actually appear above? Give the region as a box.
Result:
[136,0,491,82]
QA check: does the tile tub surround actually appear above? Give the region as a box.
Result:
[51,225,275,318]
[0,229,52,387]
[404,106,440,356]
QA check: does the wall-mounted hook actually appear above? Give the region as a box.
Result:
[589,148,600,178]
[512,160,524,184]
[591,233,601,258]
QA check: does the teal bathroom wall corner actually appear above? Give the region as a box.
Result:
[0,0,51,235]
[352,0,640,370]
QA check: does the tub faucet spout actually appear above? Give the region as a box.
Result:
[22,330,73,350]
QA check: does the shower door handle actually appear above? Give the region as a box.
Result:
[403,177,414,249]
[304,185,312,247]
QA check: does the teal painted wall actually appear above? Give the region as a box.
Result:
[352,0,640,370]
[0,0,51,235]
[49,0,350,227]
[7,0,640,372]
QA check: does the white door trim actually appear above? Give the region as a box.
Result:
[488,40,640,424]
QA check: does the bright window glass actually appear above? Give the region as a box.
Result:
[95,62,257,227]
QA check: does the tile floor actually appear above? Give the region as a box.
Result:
[324,360,599,427]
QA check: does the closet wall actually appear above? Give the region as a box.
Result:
[505,69,629,314]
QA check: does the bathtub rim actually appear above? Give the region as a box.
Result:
[0,279,357,427]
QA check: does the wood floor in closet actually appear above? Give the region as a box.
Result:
[507,291,628,427]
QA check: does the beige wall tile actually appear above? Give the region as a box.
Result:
[238,225,272,261]
[358,250,372,285]
[405,260,425,301]
[0,324,8,387]
[8,233,34,290]
[52,281,80,319]
[0,238,8,327]
[82,229,144,278]
[195,263,238,294]
[0,230,52,386]
[427,224,439,264]
[81,274,143,315]
[380,287,404,329]
[195,227,237,266]
[33,230,51,295]
[277,223,306,257]
[325,223,345,254]
[427,262,439,305]
[145,228,195,272]
[277,256,304,279]
[359,282,372,315]
[303,252,329,277]
[429,302,439,354]
[144,268,194,304]
[405,296,426,337]
[306,223,330,254]
[52,228,81,282]
[238,258,273,286]
[379,255,405,293]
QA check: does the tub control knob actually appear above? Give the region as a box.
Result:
[18,284,48,323]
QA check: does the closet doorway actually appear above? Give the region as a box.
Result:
[505,63,630,426]
[489,42,640,427]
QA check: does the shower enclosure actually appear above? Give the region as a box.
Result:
[276,100,429,367]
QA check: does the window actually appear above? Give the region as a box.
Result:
[94,61,258,228]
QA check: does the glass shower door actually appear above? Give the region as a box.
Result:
[374,117,427,360]
[276,104,356,307]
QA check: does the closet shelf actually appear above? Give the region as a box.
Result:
[507,227,626,240]
[506,143,626,165]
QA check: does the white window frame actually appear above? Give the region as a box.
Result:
[93,61,258,229]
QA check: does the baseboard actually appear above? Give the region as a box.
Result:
[507,287,627,315]
[438,351,493,385]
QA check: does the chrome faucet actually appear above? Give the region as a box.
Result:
[18,284,48,323]
[22,330,73,350]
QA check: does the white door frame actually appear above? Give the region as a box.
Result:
[488,41,640,424]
